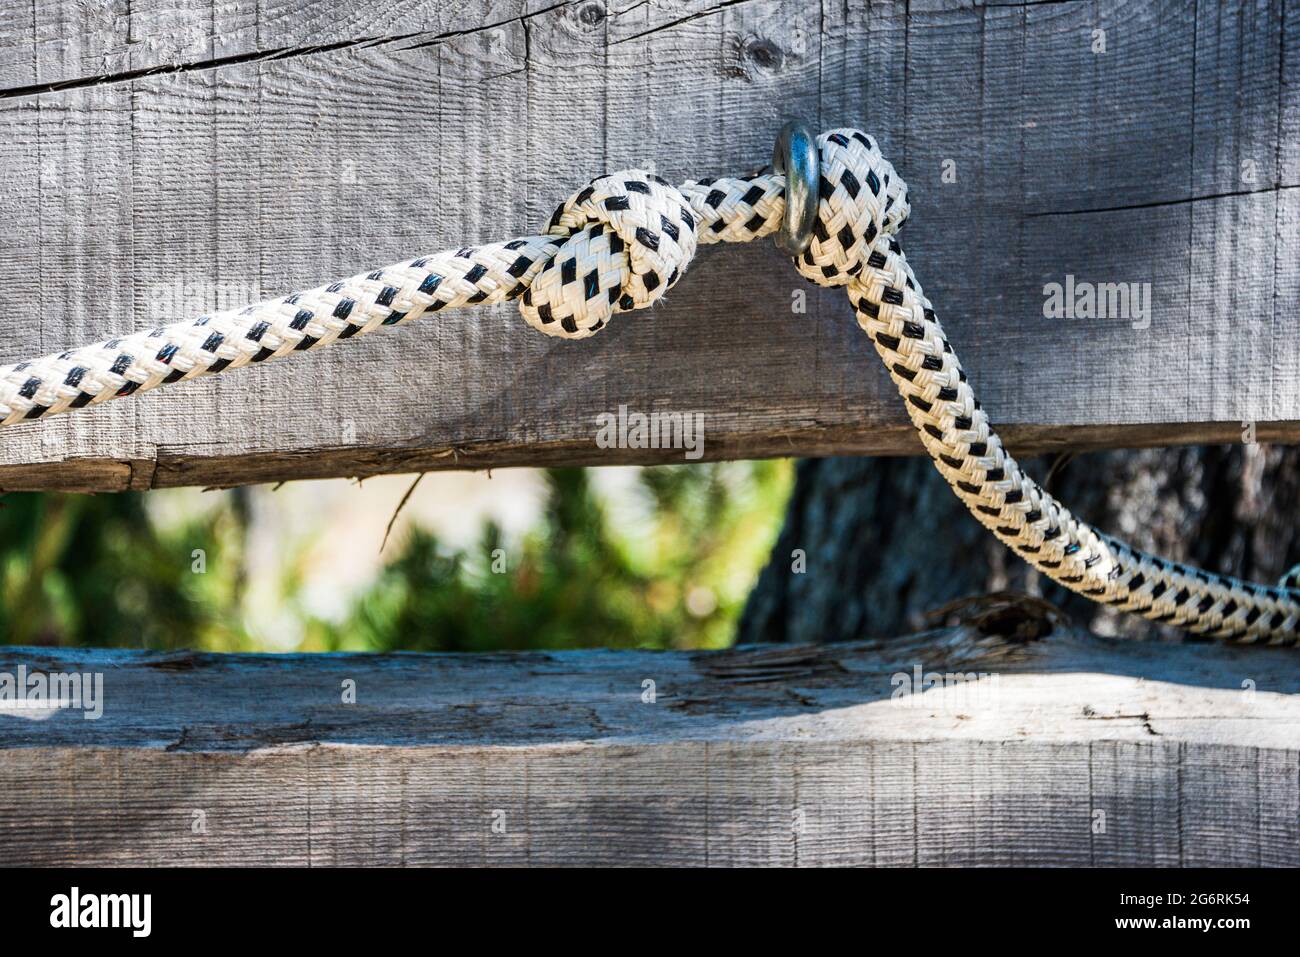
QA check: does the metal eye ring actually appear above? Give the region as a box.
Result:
[771,120,820,257]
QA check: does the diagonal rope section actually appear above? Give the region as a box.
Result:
[3,129,1297,646]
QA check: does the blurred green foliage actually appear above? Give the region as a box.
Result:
[0,462,792,652]
[0,488,247,649]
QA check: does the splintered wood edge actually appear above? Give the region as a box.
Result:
[2,626,1297,751]
[6,420,1297,493]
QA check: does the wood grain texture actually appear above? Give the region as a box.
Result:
[0,0,1297,491]
[1,627,1297,866]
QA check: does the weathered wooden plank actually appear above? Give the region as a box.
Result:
[0,627,1297,866]
[0,0,1296,491]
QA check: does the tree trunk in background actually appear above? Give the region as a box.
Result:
[739,446,1300,644]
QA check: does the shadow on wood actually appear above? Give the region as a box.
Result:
[2,625,1296,866]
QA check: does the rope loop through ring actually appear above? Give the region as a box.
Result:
[792,128,910,287]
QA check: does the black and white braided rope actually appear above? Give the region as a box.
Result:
[3,130,1297,646]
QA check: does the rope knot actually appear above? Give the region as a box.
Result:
[792,129,910,287]
[520,170,698,338]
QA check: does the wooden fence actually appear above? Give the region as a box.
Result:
[0,0,1297,866]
